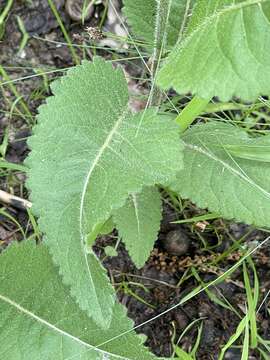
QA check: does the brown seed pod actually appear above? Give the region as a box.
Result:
[85,26,105,40]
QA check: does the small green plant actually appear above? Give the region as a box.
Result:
[1,1,270,358]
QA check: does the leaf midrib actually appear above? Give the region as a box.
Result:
[185,142,270,200]
[79,107,129,240]
[77,107,129,320]
[131,193,141,241]
[0,293,132,360]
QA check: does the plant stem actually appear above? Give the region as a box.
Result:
[16,16,30,55]
[0,0,13,27]
[149,0,172,106]
[0,65,33,122]
[47,0,80,65]
[175,95,211,133]
[204,102,247,113]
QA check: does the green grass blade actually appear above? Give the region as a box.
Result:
[172,212,219,224]
[174,346,193,360]
[241,314,250,360]
[243,261,258,349]
[47,0,80,65]
[224,144,270,162]
[0,0,13,39]
[0,208,25,238]
[218,316,247,360]
[0,161,28,172]
[190,322,203,358]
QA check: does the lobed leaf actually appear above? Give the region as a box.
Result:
[171,122,270,228]
[113,186,162,268]
[26,57,183,327]
[157,0,270,101]
[0,241,158,360]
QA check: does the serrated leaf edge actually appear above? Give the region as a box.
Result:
[114,189,162,268]
[158,0,268,101]
[0,241,152,360]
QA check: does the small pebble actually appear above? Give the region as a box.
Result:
[163,229,190,256]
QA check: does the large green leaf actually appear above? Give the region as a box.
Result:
[157,0,270,101]
[123,0,194,49]
[113,186,162,268]
[26,57,183,327]
[0,241,158,360]
[171,122,270,227]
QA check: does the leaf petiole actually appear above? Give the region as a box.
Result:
[175,95,211,132]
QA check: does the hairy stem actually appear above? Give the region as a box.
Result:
[177,0,192,45]
[149,0,172,106]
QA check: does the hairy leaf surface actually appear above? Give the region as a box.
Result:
[0,241,158,360]
[113,186,162,268]
[157,0,270,101]
[224,144,270,162]
[26,58,183,327]
[123,0,194,49]
[172,122,270,227]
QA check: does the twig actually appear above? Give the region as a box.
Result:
[0,190,32,210]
